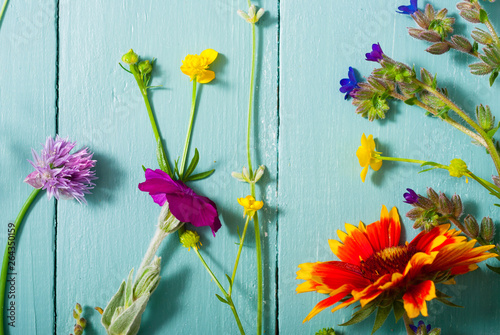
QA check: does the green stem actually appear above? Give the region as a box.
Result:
[378,156,430,165]
[390,92,487,147]
[0,188,41,335]
[246,23,257,178]
[179,80,198,178]
[0,0,8,26]
[194,248,246,335]
[467,172,500,198]
[229,216,251,295]
[129,64,173,176]
[403,312,415,335]
[415,79,500,176]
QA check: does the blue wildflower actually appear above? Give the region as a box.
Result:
[365,43,384,62]
[339,67,359,100]
[403,188,419,204]
[397,0,418,15]
[410,320,432,333]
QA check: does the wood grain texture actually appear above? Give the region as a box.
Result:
[0,0,57,333]
[3,0,500,334]
[279,0,500,334]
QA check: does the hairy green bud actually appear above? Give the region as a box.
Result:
[476,104,495,131]
[480,217,495,242]
[464,214,479,238]
[121,49,139,65]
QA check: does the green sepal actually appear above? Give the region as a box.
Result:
[215,294,229,305]
[479,9,488,23]
[183,148,200,180]
[142,165,147,172]
[473,41,479,53]
[404,97,419,106]
[486,263,500,275]
[393,301,405,323]
[125,269,134,308]
[107,295,150,335]
[119,63,133,74]
[102,281,126,329]
[435,290,463,308]
[489,71,498,86]
[156,139,173,176]
[339,302,377,326]
[486,121,500,139]
[186,169,215,181]
[371,305,392,334]
[436,107,450,119]
[431,74,438,90]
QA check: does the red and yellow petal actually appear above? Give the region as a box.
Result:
[403,280,436,318]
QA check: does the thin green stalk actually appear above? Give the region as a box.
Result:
[403,312,415,335]
[179,80,198,178]
[378,156,430,166]
[415,79,500,176]
[0,0,9,25]
[130,64,173,176]
[230,216,251,295]
[0,188,41,335]
[246,23,257,178]
[390,92,487,147]
[194,248,246,335]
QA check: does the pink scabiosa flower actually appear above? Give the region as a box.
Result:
[138,168,222,236]
[24,135,97,203]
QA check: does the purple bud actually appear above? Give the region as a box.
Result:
[365,43,384,62]
[403,188,419,204]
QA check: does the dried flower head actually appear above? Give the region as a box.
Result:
[24,135,97,203]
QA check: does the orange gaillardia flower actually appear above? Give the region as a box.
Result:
[297,206,496,324]
[180,49,218,84]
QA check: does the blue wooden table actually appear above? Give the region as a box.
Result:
[1,0,499,334]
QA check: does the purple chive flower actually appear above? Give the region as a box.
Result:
[409,320,432,333]
[365,43,384,62]
[339,67,360,100]
[24,135,97,203]
[138,168,222,236]
[397,0,418,15]
[403,188,419,204]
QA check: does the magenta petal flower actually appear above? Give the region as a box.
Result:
[24,136,97,203]
[138,168,222,236]
[365,43,384,62]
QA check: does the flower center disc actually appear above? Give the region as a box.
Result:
[360,244,416,282]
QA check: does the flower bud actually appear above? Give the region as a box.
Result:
[158,202,183,233]
[180,230,201,251]
[426,187,439,205]
[138,60,153,76]
[134,257,161,299]
[472,28,494,45]
[464,214,479,238]
[457,2,475,11]
[417,196,435,210]
[469,62,494,75]
[426,42,450,55]
[448,158,469,178]
[480,217,495,242]
[451,194,463,218]
[412,11,430,29]
[459,9,481,23]
[75,303,83,314]
[493,175,500,188]
[237,5,265,24]
[242,166,250,180]
[253,165,265,183]
[406,207,424,220]
[436,8,448,20]
[420,30,442,43]
[451,35,473,53]
[121,49,139,65]
[438,192,453,215]
[78,318,87,328]
[476,104,495,131]
[74,325,83,335]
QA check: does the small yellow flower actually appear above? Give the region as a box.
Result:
[180,49,218,83]
[237,195,264,219]
[180,230,202,251]
[448,158,469,183]
[356,133,382,182]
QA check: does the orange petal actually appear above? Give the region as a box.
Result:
[403,280,436,318]
[303,290,350,322]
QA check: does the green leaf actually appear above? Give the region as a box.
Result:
[215,294,228,305]
[479,9,488,23]
[435,289,451,299]
[431,74,438,89]
[183,148,200,179]
[186,169,215,181]
[339,303,377,326]
[436,297,463,308]
[419,167,439,173]
[489,71,498,86]
[486,263,500,275]
[473,41,479,53]
[393,301,405,323]
[404,97,418,106]
[156,139,173,176]
[225,274,233,288]
[371,305,392,334]
[101,281,126,329]
[486,121,500,139]
[436,107,450,119]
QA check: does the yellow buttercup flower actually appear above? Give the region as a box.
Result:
[356,133,382,182]
[237,195,264,219]
[180,49,218,83]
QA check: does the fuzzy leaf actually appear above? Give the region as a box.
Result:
[479,9,488,23]
[339,303,377,326]
[371,305,392,334]
[490,71,499,86]
[102,281,126,329]
[404,97,419,106]
[107,295,150,335]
